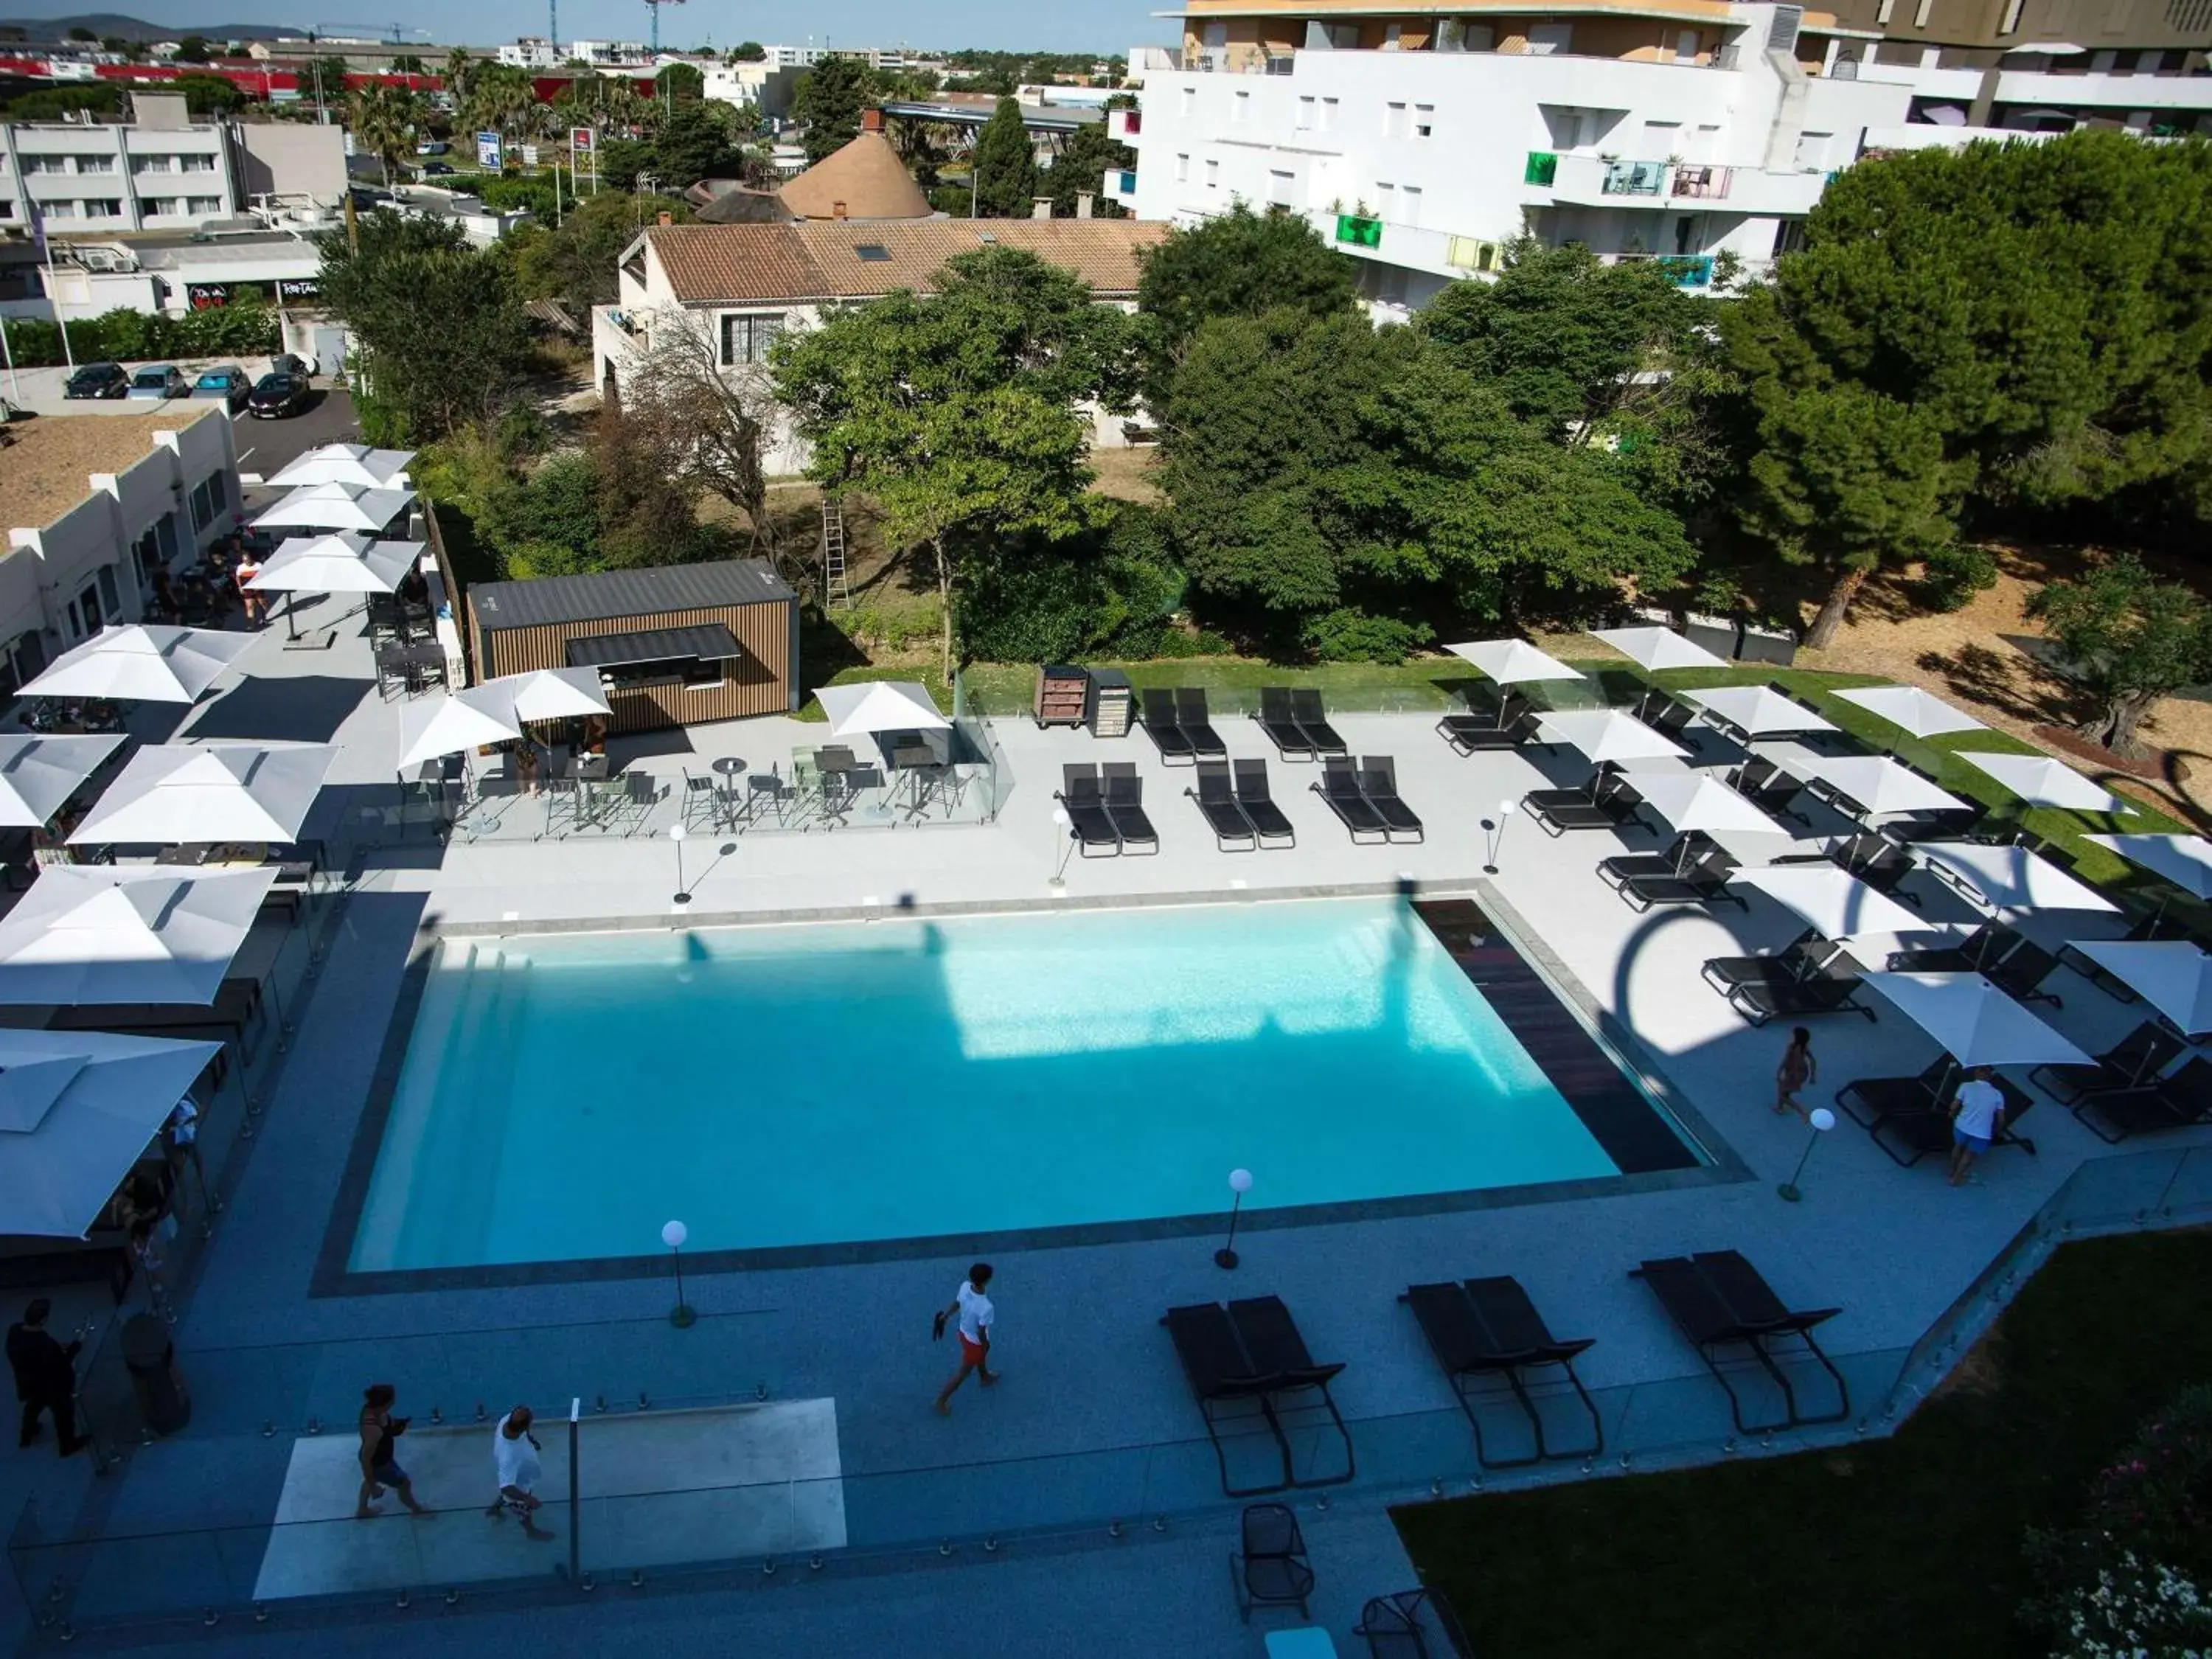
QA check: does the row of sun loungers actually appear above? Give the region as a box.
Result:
[1313,754,1425,844]
[1598,834,1746,914]
[1054,763,1158,858]
[1834,1057,2039,1166]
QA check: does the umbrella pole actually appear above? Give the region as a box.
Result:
[285,592,300,643]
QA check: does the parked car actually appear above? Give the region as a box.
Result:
[268,352,313,380]
[418,160,454,176]
[192,365,250,408]
[246,372,308,419]
[414,139,448,156]
[125,365,188,400]
[62,362,128,400]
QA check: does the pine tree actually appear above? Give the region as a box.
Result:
[970,97,1037,219]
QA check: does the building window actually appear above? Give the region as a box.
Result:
[21,156,68,174]
[187,197,221,215]
[86,200,123,218]
[74,155,114,173]
[1204,158,1220,192]
[1401,184,1422,226]
[1296,95,1315,130]
[1876,0,1895,21]
[0,201,13,220]
[1914,0,1934,22]
[204,470,227,516]
[717,312,783,366]
[1376,181,1396,218]
[1320,97,1339,132]
[1267,169,1294,205]
[189,479,215,531]
[97,566,119,616]
[132,156,175,174]
[1175,152,1190,182]
[1180,86,1194,118]
[1413,102,1433,138]
[181,155,215,172]
[1384,101,1408,139]
[1997,0,2024,30]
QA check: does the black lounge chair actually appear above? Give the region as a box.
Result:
[1099,762,1160,855]
[1834,1054,1958,1130]
[1231,1503,1315,1625]
[1522,768,1648,836]
[1721,961,1876,1027]
[1399,1276,1599,1469]
[1357,756,1425,844]
[1231,759,1297,847]
[1883,804,1989,844]
[1616,844,1745,914]
[1862,1072,2037,1166]
[1255,688,1316,761]
[1632,1250,1847,1433]
[1832,833,1924,907]
[1885,922,2020,974]
[2059,910,2196,1001]
[1186,759,1258,851]
[2070,1054,2212,1145]
[1162,1297,1352,1497]
[1700,930,1838,992]
[1438,707,1542,756]
[1600,832,1718,888]
[1054,764,1121,858]
[1632,689,1700,746]
[1314,754,1389,844]
[1141,689,1195,764]
[1354,1588,1470,1659]
[1983,936,2065,1008]
[1728,757,1811,827]
[1288,689,1349,758]
[2028,1021,2185,1105]
[1175,688,1229,761]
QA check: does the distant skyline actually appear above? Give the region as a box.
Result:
[0,1,1169,52]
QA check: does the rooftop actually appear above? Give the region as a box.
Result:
[0,407,222,533]
[775,129,935,223]
[468,559,796,630]
[645,219,1172,306]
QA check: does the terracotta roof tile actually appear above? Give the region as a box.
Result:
[777,131,933,222]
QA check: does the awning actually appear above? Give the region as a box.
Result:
[566,625,742,671]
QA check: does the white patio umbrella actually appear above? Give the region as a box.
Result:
[0,864,277,1005]
[1590,626,1730,673]
[262,443,416,492]
[1534,709,1687,765]
[2083,834,2212,900]
[1683,684,1838,739]
[1916,841,2121,915]
[813,680,950,737]
[1618,771,1784,838]
[1832,684,1988,742]
[465,667,611,726]
[0,734,125,828]
[1952,750,2129,815]
[1444,639,1585,686]
[1787,754,1969,819]
[0,1028,223,1238]
[396,695,523,770]
[67,743,336,846]
[2070,940,2212,1037]
[20,625,256,705]
[251,481,414,535]
[1857,971,2091,1069]
[1728,865,1931,942]
[246,534,421,640]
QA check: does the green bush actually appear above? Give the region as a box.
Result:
[1918,544,2000,613]
[0,304,279,368]
[957,504,1184,664]
[353,389,414,448]
[1301,607,1431,664]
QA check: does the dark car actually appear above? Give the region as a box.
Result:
[246,372,309,419]
[63,363,128,400]
[419,160,454,176]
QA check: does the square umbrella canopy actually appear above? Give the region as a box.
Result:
[0,1028,223,1238]
[1728,864,1932,942]
[262,443,416,492]
[0,734,125,828]
[1444,639,1585,686]
[2082,834,2212,900]
[2070,940,2212,1037]
[396,695,523,770]
[246,534,421,596]
[813,681,951,737]
[1831,685,1988,740]
[1533,709,1687,765]
[1683,684,1838,739]
[67,743,337,846]
[1779,753,1969,818]
[1590,626,1731,673]
[20,625,256,705]
[251,481,414,535]
[1857,971,2090,1069]
[1952,750,2129,814]
[1915,841,2121,914]
[1617,771,1783,837]
[465,667,611,726]
[0,864,277,1005]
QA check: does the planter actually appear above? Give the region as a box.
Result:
[1736,621,1798,667]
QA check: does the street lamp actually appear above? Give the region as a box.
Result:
[669,824,689,905]
[1483,797,1516,875]
[662,1218,694,1326]
[1215,1168,1254,1270]
[1777,1107,1836,1203]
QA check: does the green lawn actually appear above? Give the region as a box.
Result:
[1394,1230,2212,1659]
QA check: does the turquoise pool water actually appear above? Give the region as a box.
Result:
[350,899,1625,1270]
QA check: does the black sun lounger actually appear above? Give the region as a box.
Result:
[1700,931,1836,992]
[2029,1021,2185,1106]
[1862,1072,2037,1166]
[1255,689,1316,761]
[2067,1053,2212,1145]
[1357,756,1425,844]
[1720,961,1876,1027]
[1834,1054,1957,1130]
[1187,759,1258,852]
[1885,922,2019,975]
[1175,688,1229,761]
[1615,845,1745,914]
[1832,833,1923,907]
[1632,1250,1846,1434]
[1055,764,1121,858]
[1141,688,1195,764]
[1315,754,1390,844]
[1726,757,1811,827]
[1438,709,1541,756]
[1288,689,1350,758]
[1164,1296,1353,1497]
[1232,759,1297,847]
[1522,769,1648,837]
[1099,762,1160,855]
[1632,689,1700,745]
[1400,1277,1599,1469]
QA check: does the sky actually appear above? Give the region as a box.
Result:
[2,0,1169,53]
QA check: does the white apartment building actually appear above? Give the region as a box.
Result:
[1120,1,2212,315]
[569,40,651,66]
[498,37,563,69]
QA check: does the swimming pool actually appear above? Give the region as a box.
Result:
[349,898,1645,1270]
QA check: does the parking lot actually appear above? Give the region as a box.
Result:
[1,358,359,483]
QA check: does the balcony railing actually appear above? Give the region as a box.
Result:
[1601,159,1668,196]
[1671,165,1731,200]
[1619,253,1717,288]
[1524,150,1558,186]
[1335,212,1382,248]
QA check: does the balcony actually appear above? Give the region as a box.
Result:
[1102,167,1137,203]
[1670,165,1731,200]
[1529,152,1674,208]
[1335,212,1382,249]
[1601,159,1667,196]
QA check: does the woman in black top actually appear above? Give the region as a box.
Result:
[355,1383,428,1519]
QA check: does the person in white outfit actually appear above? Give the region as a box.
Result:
[487,1405,553,1540]
[934,1263,999,1416]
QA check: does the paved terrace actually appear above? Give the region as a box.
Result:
[5,594,2211,1658]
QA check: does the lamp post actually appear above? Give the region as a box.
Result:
[1483,797,1516,875]
[662,1219,694,1326]
[669,824,690,905]
[1215,1168,1254,1270]
[1777,1107,1836,1203]
[1049,805,1074,887]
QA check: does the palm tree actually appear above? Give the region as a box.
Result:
[442,46,475,106]
[349,83,414,188]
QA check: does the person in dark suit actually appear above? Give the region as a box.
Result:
[7,1299,88,1457]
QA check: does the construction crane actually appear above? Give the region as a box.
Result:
[644,0,685,57]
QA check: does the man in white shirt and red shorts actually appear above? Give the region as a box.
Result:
[934,1263,999,1416]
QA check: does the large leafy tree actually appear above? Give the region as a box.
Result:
[509,189,692,317]
[2028,556,2212,757]
[1046,119,1133,218]
[970,97,1037,219]
[347,83,417,189]
[792,57,874,162]
[1135,204,1358,405]
[773,246,1138,676]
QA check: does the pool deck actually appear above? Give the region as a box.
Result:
[6,597,2211,1658]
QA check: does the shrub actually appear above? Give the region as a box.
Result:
[1919,544,2000,613]
[956,504,1184,664]
[1301,607,1430,664]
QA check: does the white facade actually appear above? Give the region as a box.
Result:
[568,40,650,66]
[0,117,234,238]
[498,38,563,69]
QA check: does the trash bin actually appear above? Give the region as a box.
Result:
[122,1314,191,1436]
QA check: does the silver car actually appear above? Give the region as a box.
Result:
[126,364,188,400]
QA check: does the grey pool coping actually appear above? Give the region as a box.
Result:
[313,878,1746,1298]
